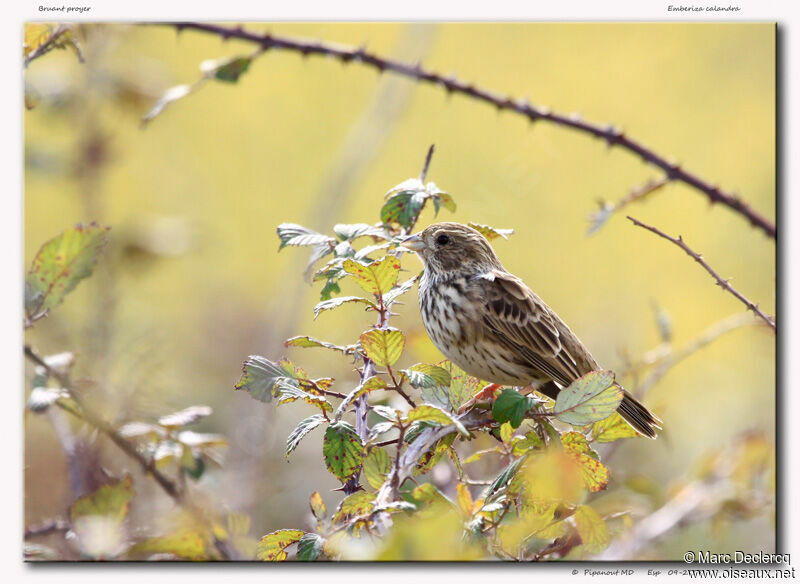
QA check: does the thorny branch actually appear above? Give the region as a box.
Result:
[156,22,775,239]
[588,176,670,235]
[23,344,235,560]
[627,216,775,331]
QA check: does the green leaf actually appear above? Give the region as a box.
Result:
[128,530,207,560]
[285,335,353,354]
[483,456,527,501]
[591,412,639,442]
[467,222,514,241]
[25,223,110,323]
[286,414,327,458]
[573,505,610,553]
[296,533,325,561]
[342,256,400,296]
[201,56,252,83]
[313,295,376,319]
[404,363,451,410]
[554,371,623,426]
[334,376,387,421]
[275,383,332,413]
[446,363,483,412]
[234,355,294,403]
[69,476,133,525]
[332,491,375,525]
[256,529,305,561]
[511,430,544,456]
[363,446,392,489]
[381,179,428,230]
[157,405,212,429]
[404,405,469,437]
[492,389,535,429]
[333,223,386,241]
[309,491,327,520]
[323,422,364,482]
[360,328,405,367]
[560,431,597,458]
[277,223,336,250]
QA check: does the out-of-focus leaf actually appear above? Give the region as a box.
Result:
[287,415,327,458]
[554,371,623,427]
[334,376,387,421]
[142,84,196,125]
[201,55,252,83]
[467,222,514,241]
[313,295,375,319]
[157,405,212,429]
[492,389,535,428]
[519,450,585,507]
[591,412,639,442]
[277,223,335,250]
[363,446,392,489]
[128,530,207,560]
[70,476,133,525]
[323,422,364,482]
[234,356,295,403]
[573,505,609,553]
[360,327,405,367]
[456,483,474,517]
[256,529,305,561]
[342,256,400,297]
[309,491,327,520]
[27,386,67,413]
[25,223,109,324]
[404,405,469,437]
[117,422,165,441]
[296,533,324,561]
[483,456,527,501]
[561,432,608,492]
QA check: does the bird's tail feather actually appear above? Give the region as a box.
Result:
[617,390,661,439]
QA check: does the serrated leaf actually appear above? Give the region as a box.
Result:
[334,376,387,421]
[25,223,110,323]
[342,256,400,297]
[157,405,212,429]
[313,295,376,319]
[492,389,535,429]
[360,328,405,367]
[323,422,364,482]
[591,412,639,442]
[561,432,597,458]
[405,363,451,410]
[296,533,324,561]
[383,274,419,306]
[483,456,528,501]
[371,405,401,422]
[276,383,332,413]
[128,530,207,560]
[276,223,336,250]
[234,355,295,403]
[511,431,544,456]
[573,505,609,553]
[571,451,610,493]
[69,476,133,525]
[333,223,386,241]
[256,529,305,561]
[554,371,623,426]
[286,414,327,458]
[285,335,353,354]
[381,191,426,229]
[404,405,469,437]
[332,491,375,524]
[201,55,252,83]
[467,222,514,241]
[446,363,483,411]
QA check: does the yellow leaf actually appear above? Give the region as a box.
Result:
[256,529,305,561]
[456,483,473,517]
[359,327,405,367]
[309,492,326,520]
[573,505,609,553]
[343,256,400,296]
[591,412,639,442]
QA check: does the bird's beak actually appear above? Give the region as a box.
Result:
[400,234,426,253]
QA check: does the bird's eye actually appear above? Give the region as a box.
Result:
[436,234,451,246]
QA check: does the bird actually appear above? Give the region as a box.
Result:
[401,221,661,438]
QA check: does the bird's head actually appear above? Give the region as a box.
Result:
[401,222,503,276]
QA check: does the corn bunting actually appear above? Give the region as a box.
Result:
[402,222,660,438]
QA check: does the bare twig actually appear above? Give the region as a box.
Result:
[23,25,83,68]
[627,216,775,330]
[155,22,775,239]
[588,176,670,235]
[419,144,435,183]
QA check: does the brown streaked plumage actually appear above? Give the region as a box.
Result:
[402,222,661,438]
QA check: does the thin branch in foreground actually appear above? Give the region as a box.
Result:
[155,22,775,239]
[627,216,775,331]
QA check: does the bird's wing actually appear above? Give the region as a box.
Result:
[477,269,585,387]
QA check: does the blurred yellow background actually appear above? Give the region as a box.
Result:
[24,22,775,559]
